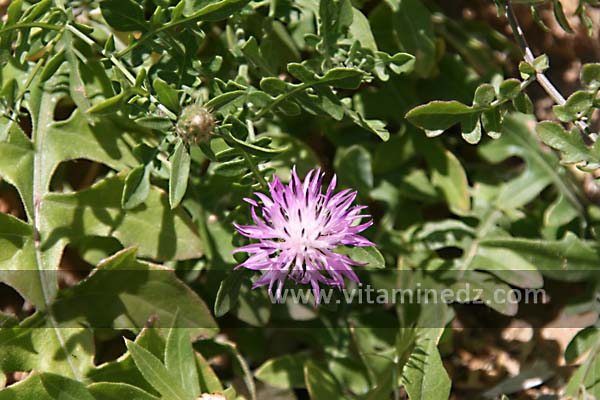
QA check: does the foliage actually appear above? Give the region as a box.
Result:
[1,0,600,399]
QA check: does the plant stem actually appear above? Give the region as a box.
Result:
[505,1,595,139]
[65,24,177,120]
[241,150,268,189]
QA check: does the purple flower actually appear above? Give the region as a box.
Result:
[233,167,374,303]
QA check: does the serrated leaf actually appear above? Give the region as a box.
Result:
[40,174,204,261]
[537,121,600,167]
[0,314,94,380]
[0,373,94,400]
[51,248,218,336]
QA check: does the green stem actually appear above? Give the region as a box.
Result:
[241,150,268,189]
[65,24,177,120]
[0,22,62,35]
[254,82,310,120]
[505,1,594,139]
[115,15,204,58]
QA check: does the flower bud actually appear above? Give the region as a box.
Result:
[176,104,215,145]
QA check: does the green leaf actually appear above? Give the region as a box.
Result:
[519,61,536,79]
[533,54,549,73]
[125,340,190,400]
[471,246,543,289]
[349,8,377,51]
[480,114,584,214]
[222,131,288,157]
[51,247,218,337]
[537,121,600,168]
[134,116,174,130]
[40,373,95,400]
[196,353,224,393]
[581,63,600,88]
[87,91,129,115]
[88,383,160,400]
[0,109,140,222]
[480,232,600,280]
[205,90,247,110]
[214,269,249,317]
[165,316,201,398]
[317,0,354,60]
[153,78,180,113]
[347,246,385,269]
[40,174,204,261]
[402,328,451,400]
[304,360,344,400]
[564,90,594,115]
[100,0,147,31]
[0,314,94,380]
[64,32,92,120]
[406,101,477,132]
[417,140,470,214]
[565,327,600,364]
[320,68,364,89]
[0,76,138,379]
[122,165,151,210]
[169,141,191,209]
[0,373,94,400]
[39,49,65,82]
[389,0,436,77]
[0,212,41,306]
[481,107,502,138]
[473,84,496,107]
[87,328,166,393]
[498,78,521,100]
[256,353,310,389]
[461,114,482,144]
[334,145,373,194]
[195,339,255,400]
[553,0,574,33]
[183,0,250,20]
[512,91,534,114]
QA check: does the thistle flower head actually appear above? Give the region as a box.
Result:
[233,167,374,302]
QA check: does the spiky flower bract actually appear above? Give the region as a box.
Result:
[233,167,374,303]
